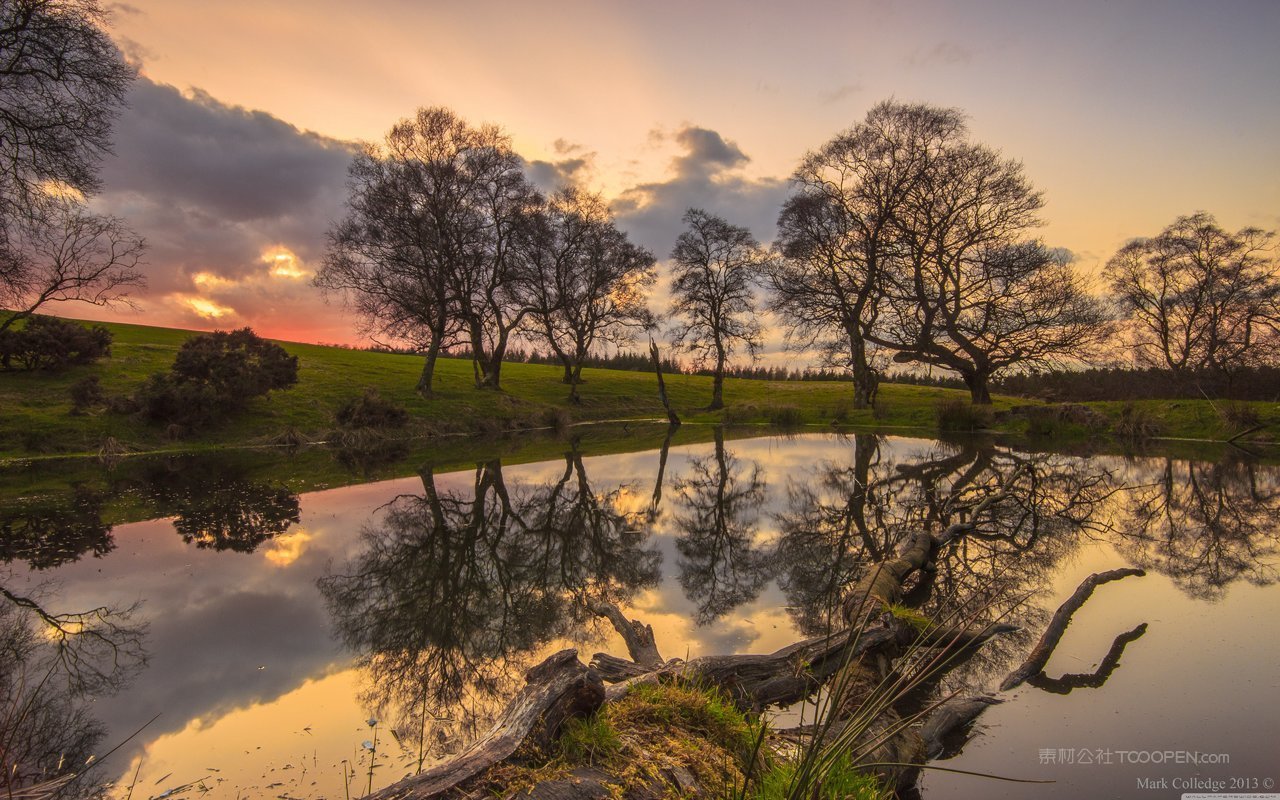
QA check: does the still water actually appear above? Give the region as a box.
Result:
[2,430,1277,799]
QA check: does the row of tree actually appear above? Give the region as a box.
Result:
[315,109,657,401]
[322,102,1279,407]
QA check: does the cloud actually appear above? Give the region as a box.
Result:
[819,81,865,105]
[670,127,749,177]
[611,124,787,256]
[907,41,974,67]
[525,154,594,193]
[91,77,357,341]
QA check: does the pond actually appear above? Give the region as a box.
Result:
[2,429,1277,799]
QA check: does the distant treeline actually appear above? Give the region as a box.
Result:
[992,367,1280,402]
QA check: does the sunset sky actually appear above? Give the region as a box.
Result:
[78,0,1280,351]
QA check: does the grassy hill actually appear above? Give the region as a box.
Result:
[1,317,1276,459]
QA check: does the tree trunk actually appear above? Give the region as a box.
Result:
[416,338,442,396]
[848,331,877,410]
[650,339,680,426]
[963,372,992,405]
[567,363,584,404]
[710,372,724,411]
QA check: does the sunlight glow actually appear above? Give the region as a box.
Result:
[191,271,237,290]
[174,294,235,319]
[262,528,313,568]
[263,246,309,279]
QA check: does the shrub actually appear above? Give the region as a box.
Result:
[169,328,298,402]
[68,375,106,414]
[934,398,993,432]
[1219,401,1261,430]
[135,328,298,430]
[0,315,111,371]
[766,404,803,427]
[1112,402,1163,441]
[722,403,761,424]
[334,389,408,429]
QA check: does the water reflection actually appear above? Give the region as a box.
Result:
[320,448,660,751]
[0,487,113,569]
[1115,456,1280,598]
[0,580,146,797]
[138,459,302,553]
[671,428,772,623]
[1,432,1277,798]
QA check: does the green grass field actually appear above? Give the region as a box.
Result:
[1,317,1276,459]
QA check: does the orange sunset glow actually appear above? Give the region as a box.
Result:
[44,0,1275,351]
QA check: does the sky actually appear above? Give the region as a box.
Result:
[73,0,1280,351]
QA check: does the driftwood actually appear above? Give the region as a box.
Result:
[919,568,1149,759]
[585,600,663,668]
[367,650,603,800]
[1000,567,1145,691]
[1028,622,1149,694]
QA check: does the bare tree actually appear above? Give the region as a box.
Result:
[318,108,544,393]
[770,102,1107,405]
[0,0,143,328]
[866,109,1108,404]
[668,208,768,410]
[879,237,1112,404]
[447,125,541,391]
[0,199,143,332]
[0,0,133,220]
[769,102,964,408]
[316,109,470,395]
[526,188,656,402]
[1104,212,1279,385]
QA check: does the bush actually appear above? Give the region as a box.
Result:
[935,398,994,432]
[1112,402,1163,441]
[722,403,761,424]
[169,328,298,403]
[1219,401,1262,430]
[68,375,106,415]
[334,389,408,429]
[0,315,112,371]
[136,328,298,430]
[766,404,803,427]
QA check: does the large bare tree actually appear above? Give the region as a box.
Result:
[1104,212,1279,384]
[0,0,144,328]
[769,101,1108,405]
[318,108,541,393]
[668,208,768,410]
[525,188,656,402]
[769,102,964,408]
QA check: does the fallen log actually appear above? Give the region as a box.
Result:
[1000,567,1145,691]
[367,650,603,800]
[919,568,1149,759]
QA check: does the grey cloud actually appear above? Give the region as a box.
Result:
[612,125,786,256]
[908,41,974,67]
[672,127,749,177]
[525,155,593,193]
[101,79,354,225]
[820,81,865,105]
[90,77,356,332]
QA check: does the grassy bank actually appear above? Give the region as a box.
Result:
[1,317,1277,459]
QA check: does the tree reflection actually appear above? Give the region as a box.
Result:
[0,487,113,569]
[0,581,146,798]
[773,438,1121,693]
[139,458,301,553]
[670,428,772,624]
[1116,456,1280,599]
[320,452,659,756]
